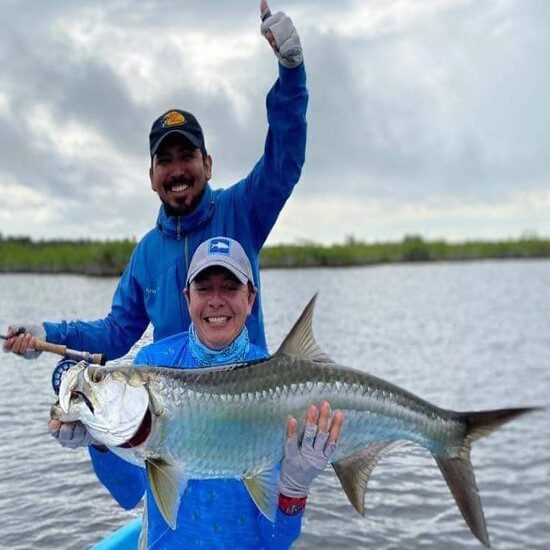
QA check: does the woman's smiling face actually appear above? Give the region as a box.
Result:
[185,267,256,350]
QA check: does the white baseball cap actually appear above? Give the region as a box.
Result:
[187,237,255,287]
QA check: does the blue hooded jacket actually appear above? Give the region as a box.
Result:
[89,332,302,549]
[44,63,308,358]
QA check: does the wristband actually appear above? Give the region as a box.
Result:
[278,494,307,516]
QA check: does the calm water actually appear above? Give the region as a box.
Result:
[0,260,549,549]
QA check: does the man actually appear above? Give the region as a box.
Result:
[50,237,343,549]
[3,0,307,358]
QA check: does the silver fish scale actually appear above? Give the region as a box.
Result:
[129,354,465,478]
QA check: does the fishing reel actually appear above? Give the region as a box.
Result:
[52,357,79,395]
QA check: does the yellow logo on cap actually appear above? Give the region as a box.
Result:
[163,111,186,127]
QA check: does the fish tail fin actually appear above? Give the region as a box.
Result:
[460,407,540,445]
[435,406,541,548]
[434,453,490,547]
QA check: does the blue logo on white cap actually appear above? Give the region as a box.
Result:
[208,238,231,256]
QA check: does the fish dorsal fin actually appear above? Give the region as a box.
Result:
[332,441,403,516]
[243,467,279,522]
[146,457,187,530]
[276,293,334,363]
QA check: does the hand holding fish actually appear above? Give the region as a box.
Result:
[260,1,303,68]
[49,419,96,449]
[279,401,344,498]
[2,323,45,359]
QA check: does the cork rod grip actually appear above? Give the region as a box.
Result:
[32,340,106,365]
[33,340,67,355]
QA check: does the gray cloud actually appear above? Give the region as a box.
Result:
[0,0,549,240]
[303,0,550,201]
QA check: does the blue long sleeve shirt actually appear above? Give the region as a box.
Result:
[89,333,303,549]
[44,63,308,358]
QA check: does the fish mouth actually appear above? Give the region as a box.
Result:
[59,364,87,414]
[73,390,94,414]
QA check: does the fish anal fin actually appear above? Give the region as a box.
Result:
[434,454,490,547]
[276,294,334,363]
[332,441,403,516]
[145,457,186,530]
[243,467,279,522]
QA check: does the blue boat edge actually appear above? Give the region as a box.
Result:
[90,517,142,549]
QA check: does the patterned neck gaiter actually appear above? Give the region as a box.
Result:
[188,323,250,366]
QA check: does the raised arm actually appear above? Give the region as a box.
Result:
[234,1,308,249]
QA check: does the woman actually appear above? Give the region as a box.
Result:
[51,237,342,549]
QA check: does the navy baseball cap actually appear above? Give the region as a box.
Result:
[149,109,206,157]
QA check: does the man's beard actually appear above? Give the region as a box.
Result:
[161,183,207,217]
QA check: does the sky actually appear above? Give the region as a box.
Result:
[1,0,549,244]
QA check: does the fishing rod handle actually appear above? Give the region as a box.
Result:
[33,340,67,356]
[73,350,107,366]
[33,340,106,365]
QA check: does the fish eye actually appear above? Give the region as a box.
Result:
[89,369,105,383]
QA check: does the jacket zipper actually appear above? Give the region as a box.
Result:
[181,234,190,327]
[184,235,189,270]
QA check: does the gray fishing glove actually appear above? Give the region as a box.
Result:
[2,323,46,359]
[279,424,338,497]
[261,8,303,69]
[51,421,94,449]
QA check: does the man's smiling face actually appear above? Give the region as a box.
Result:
[149,134,212,215]
[185,266,256,350]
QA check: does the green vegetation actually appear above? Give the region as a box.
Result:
[0,236,136,276]
[261,235,550,268]
[0,234,548,276]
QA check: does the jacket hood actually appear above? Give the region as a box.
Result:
[156,184,215,239]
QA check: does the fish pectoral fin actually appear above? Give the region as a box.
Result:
[275,294,334,363]
[332,441,404,517]
[243,468,279,522]
[145,457,187,530]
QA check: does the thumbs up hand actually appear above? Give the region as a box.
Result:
[260,1,303,69]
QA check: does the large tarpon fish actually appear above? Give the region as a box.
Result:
[51,295,539,547]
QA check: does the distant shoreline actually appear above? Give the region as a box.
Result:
[1,235,548,277]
